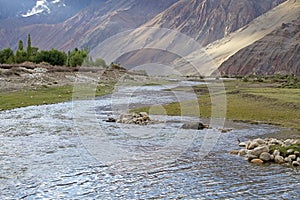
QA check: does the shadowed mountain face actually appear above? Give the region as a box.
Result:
[0,0,179,50]
[218,17,300,76]
[145,0,286,46]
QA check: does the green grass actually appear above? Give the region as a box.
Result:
[0,83,115,111]
[225,92,300,130]
[269,144,300,157]
[243,88,300,104]
[133,79,300,132]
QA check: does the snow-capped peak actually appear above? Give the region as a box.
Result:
[22,0,66,18]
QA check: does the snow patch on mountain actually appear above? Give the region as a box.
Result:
[22,0,65,17]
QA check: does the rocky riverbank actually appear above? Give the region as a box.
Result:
[105,112,160,125]
[0,63,131,92]
[231,138,300,167]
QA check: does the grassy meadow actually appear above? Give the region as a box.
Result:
[0,83,115,111]
[133,77,300,132]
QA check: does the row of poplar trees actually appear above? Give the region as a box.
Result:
[0,34,91,67]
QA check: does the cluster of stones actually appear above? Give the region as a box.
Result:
[232,138,300,167]
[106,112,156,125]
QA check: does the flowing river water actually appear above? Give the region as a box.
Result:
[0,81,299,199]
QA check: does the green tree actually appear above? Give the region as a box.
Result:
[27,34,32,58]
[31,47,39,56]
[35,49,67,66]
[68,48,88,67]
[67,50,71,66]
[18,40,23,51]
[15,50,27,63]
[15,39,28,63]
[69,52,84,67]
[94,58,106,67]
[0,48,14,64]
[83,56,107,67]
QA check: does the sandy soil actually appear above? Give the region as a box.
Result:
[0,64,139,92]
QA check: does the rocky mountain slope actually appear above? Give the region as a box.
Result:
[0,0,299,76]
[145,0,285,46]
[218,17,300,76]
[112,0,290,75]
[0,0,178,50]
[202,0,300,75]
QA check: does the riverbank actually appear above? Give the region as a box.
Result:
[0,64,136,110]
[133,78,300,134]
[1,65,299,135]
[0,84,116,111]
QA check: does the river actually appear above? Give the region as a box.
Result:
[0,81,299,199]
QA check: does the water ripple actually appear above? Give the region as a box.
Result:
[0,82,299,199]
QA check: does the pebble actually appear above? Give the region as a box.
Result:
[292,161,300,167]
[251,159,264,164]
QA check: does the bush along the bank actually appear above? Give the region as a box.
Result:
[238,74,300,88]
[0,34,105,67]
[231,138,300,167]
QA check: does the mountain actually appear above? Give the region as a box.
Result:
[217,17,300,76]
[112,0,288,75]
[145,0,285,46]
[0,0,299,76]
[197,0,300,75]
[0,0,179,51]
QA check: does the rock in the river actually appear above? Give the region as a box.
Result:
[238,142,247,147]
[218,128,233,133]
[116,112,156,125]
[247,141,259,150]
[284,139,293,145]
[292,161,300,167]
[105,117,116,122]
[274,155,285,164]
[286,149,294,155]
[238,149,247,156]
[251,159,264,164]
[249,146,269,157]
[245,154,257,161]
[273,149,280,157]
[229,150,239,155]
[284,157,292,163]
[259,152,271,162]
[139,112,150,120]
[293,139,300,144]
[181,122,208,130]
[253,138,265,145]
[288,155,296,161]
[268,138,282,145]
[294,151,300,156]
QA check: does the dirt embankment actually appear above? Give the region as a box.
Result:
[0,63,136,92]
